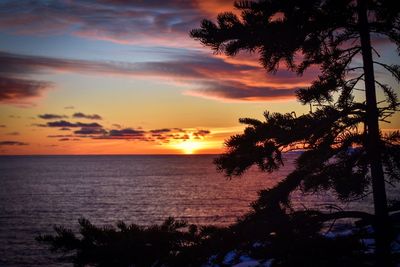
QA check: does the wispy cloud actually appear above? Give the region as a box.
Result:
[6,132,19,136]
[1,50,311,103]
[149,128,173,134]
[0,76,52,106]
[72,112,102,120]
[185,81,298,102]
[38,120,103,128]
[0,51,247,79]
[0,141,28,146]
[74,127,106,135]
[97,128,147,140]
[43,121,212,144]
[91,127,212,143]
[0,1,235,46]
[1,0,389,108]
[38,114,68,120]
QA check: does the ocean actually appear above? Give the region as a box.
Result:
[0,154,395,266]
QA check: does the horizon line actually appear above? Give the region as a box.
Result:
[0,151,305,156]
[0,153,222,156]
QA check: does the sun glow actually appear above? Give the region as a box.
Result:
[175,140,202,154]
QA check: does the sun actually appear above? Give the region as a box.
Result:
[175,140,202,154]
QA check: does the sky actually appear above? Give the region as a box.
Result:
[0,0,399,155]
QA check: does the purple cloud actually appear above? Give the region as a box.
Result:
[0,51,303,102]
[150,128,172,134]
[0,76,52,105]
[45,120,103,128]
[72,112,102,120]
[38,114,68,120]
[109,128,146,137]
[186,81,297,101]
[0,1,232,46]
[193,129,210,136]
[74,127,106,135]
[0,50,249,79]
[42,122,214,145]
[0,141,28,146]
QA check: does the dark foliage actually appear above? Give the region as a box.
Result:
[38,0,400,266]
[192,0,400,265]
[36,217,229,267]
[38,211,390,266]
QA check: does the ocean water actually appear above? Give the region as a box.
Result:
[0,154,396,266]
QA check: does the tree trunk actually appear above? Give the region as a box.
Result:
[357,0,391,265]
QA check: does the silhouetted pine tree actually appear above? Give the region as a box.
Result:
[191,0,400,264]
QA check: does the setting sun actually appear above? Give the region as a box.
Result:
[175,140,202,154]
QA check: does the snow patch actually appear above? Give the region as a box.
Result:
[223,251,237,265]
[232,260,260,267]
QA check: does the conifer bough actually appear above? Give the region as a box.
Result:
[191,0,400,264]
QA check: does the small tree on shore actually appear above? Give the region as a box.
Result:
[191,0,400,264]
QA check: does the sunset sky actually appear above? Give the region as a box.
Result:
[0,0,399,155]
